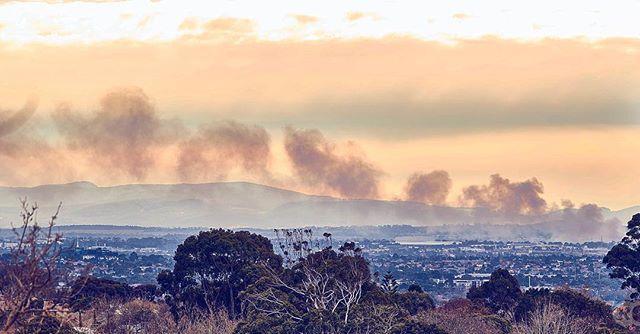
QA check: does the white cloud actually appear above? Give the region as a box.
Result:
[0,0,639,44]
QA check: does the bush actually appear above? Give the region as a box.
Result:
[82,299,236,334]
[394,320,447,334]
[88,299,175,334]
[511,303,591,334]
[514,287,620,332]
[417,299,506,334]
[176,310,237,334]
[16,315,78,334]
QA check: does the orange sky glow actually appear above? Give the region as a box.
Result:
[0,1,639,210]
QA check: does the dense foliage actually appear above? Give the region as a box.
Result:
[467,268,523,314]
[157,229,283,318]
[604,213,640,299]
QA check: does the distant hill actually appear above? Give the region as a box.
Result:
[0,181,472,229]
[602,205,640,223]
[0,181,636,241]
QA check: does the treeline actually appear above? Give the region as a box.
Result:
[1,201,640,333]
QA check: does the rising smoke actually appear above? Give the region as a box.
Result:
[0,89,628,242]
[0,99,38,138]
[53,88,181,180]
[177,121,272,182]
[459,174,547,216]
[404,170,451,205]
[54,88,275,183]
[0,99,75,185]
[284,126,381,199]
[545,200,623,241]
[455,174,623,240]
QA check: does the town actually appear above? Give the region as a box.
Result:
[360,239,624,304]
[1,232,624,304]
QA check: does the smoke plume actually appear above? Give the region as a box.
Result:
[53,88,180,180]
[0,99,75,185]
[177,121,272,182]
[284,127,381,199]
[0,99,37,138]
[459,174,547,216]
[545,200,623,241]
[404,170,451,205]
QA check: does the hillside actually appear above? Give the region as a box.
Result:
[0,181,473,229]
[0,181,635,241]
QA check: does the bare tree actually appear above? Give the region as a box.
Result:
[273,228,332,267]
[242,240,368,325]
[0,199,66,332]
[511,303,590,334]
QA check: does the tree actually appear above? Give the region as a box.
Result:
[347,303,408,334]
[391,291,435,316]
[157,229,282,319]
[547,288,614,325]
[238,242,373,333]
[274,228,332,267]
[380,272,399,294]
[467,268,522,313]
[407,284,424,293]
[70,276,133,308]
[604,213,640,299]
[0,199,69,332]
[131,283,160,301]
[511,303,590,334]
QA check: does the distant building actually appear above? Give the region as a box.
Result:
[453,273,491,288]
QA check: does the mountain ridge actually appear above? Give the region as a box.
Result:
[0,181,635,241]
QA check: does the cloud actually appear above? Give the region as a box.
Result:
[1,37,639,139]
[137,15,152,29]
[346,12,365,22]
[452,13,471,20]
[267,83,639,139]
[179,17,256,42]
[345,12,378,22]
[284,126,382,199]
[405,170,451,205]
[204,17,254,33]
[290,14,318,25]
[53,87,181,180]
[459,174,547,216]
[177,121,272,182]
[178,17,199,31]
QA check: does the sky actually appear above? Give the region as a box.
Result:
[0,0,639,210]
